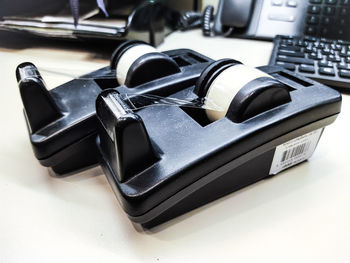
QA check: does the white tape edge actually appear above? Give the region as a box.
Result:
[116,44,157,85]
[204,64,272,122]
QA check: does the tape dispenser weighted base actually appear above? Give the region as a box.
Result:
[16,41,341,228]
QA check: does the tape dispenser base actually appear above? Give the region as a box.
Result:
[16,42,341,228]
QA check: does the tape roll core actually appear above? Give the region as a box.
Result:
[204,64,273,122]
[116,44,157,85]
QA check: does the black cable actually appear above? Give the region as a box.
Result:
[69,0,80,27]
[178,5,233,37]
[178,11,203,31]
[202,5,214,36]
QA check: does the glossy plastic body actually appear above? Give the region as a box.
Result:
[96,66,341,227]
[16,49,212,174]
[17,47,341,228]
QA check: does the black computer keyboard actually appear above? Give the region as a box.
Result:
[269,35,350,90]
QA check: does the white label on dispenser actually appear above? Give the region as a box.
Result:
[269,128,323,175]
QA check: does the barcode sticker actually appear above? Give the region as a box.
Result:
[269,128,323,175]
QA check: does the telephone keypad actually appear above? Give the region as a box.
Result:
[304,0,350,40]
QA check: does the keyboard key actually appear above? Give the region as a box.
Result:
[277,55,315,64]
[337,63,350,70]
[330,43,342,51]
[308,5,321,14]
[306,15,319,25]
[323,6,336,15]
[281,39,294,45]
[286,0,298,7]
[327,55,341,62]
[313,42,326,49]
[268,14,295,22]
[322,17,333,25]
[325,0,337,4]
[299,64,316,73]
[296,40,309,47]
[320,38,332,43]
[305,45,317,53]
[321,28,331,36]
[320,38,333,44]
[322,47,334,55]
[338,40,349,47]
[339,7,349,15]
[279,45,301,51]
[340,0,350,4]
[304,36,318,42]
[276,61,296,71]
[339,69,350,78]
[339,48,350,57]
[278,50,305,57]
[305,26,317,35]
[319,67,335,75]
[338,30,345,37]
[309,0,322,3]
[271,0,283,6]
[338,18,346,26]
[318,60,333,67]
[309,52,323,60]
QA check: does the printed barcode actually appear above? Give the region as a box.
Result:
[280,141,311,163]
[270,129,322,175]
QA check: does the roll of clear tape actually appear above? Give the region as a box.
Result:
[116,44,157,85]
[204,64,274,122]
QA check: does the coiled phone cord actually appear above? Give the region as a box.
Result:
[178,5,233,37]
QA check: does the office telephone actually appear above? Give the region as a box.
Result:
[16,41,341,228]
[207,0,350,40]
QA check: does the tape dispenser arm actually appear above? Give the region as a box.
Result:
[16,62,63,134]
[16,62,102,175]
[96,90,158,183]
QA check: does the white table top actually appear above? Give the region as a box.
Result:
[1,29,349,263]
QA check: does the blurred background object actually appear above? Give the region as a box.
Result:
[0,0,198,46]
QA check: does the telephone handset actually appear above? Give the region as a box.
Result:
[208,0,346,40]
[212,0,254,35]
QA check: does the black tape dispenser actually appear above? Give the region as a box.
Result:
[16,41,341,228]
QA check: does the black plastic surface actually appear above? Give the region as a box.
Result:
[16,48,212,174]
[221,0,254,28]
[97,92,158,182]
[17,62,63,133]
[96,64,341,226]
[125,52,180,87]
[17,47,342,228]
[226,77,291,122]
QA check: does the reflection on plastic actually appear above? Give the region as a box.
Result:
[37,67,225,112]
[119,93,224,112]
[38,67,117,80]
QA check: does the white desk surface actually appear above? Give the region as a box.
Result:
[1,30,349,263]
